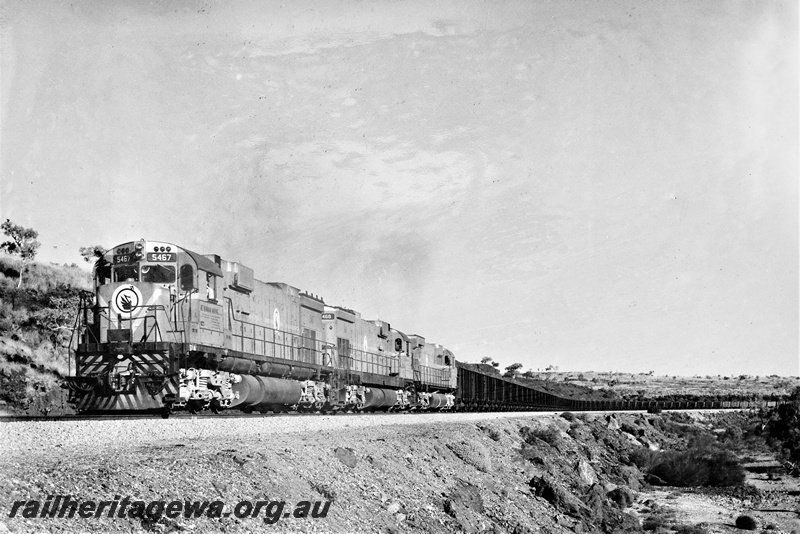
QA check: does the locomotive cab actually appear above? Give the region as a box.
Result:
[86,240,211,345]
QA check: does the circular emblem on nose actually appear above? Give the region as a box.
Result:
[111,285,142,317]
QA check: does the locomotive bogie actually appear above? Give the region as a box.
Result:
[298,380,329,410]
[175,368,240,410]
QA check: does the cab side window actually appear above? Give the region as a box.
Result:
[206,272,217,301]
[395,338,403,352]
[179,264,195,291]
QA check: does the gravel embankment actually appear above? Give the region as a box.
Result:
[3,410,797,533]
[0,411,563,459]
[3,412,579,534]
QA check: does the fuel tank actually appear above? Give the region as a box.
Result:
[218,357,257,375]
[229,375,302,410]
[363,387,398,409]
[428,393,450,409]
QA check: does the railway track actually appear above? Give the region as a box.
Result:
[0,410,407,423]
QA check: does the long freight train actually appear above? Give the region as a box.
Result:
[65,239,779,416]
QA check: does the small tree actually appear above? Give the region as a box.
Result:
[0,219,40,287]
[480,356,493,364]
[766,388,800,469]
[79,245,107,263]
[504,362,523,379]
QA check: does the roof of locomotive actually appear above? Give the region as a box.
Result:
[185,249,223,276]
[102,240,223,277]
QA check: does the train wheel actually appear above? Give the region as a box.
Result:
[160,404,172,419]
[187,401,203,414]
[210,400,221,414]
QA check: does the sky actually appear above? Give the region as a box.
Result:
[1,0,797,376]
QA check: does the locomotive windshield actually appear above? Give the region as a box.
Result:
[141,264,176,283]
[113,265,139,282]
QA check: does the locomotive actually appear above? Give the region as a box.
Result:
[66,239,457,415]
[65,239,784,416]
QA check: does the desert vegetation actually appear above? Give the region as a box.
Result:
[763,389,800,473]
[630,436,746,487]
[0,254,90,414]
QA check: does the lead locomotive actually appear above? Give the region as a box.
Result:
[65,240,456,415]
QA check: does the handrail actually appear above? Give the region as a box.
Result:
[226,314,401,372]
[340,347,399,376]
[416,364,451,387]
[78,303,183,345]
[226,319,322,364]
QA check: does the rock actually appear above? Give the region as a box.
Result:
[643,440,660,451]
[575,459,598,486]
[365,455,386,471]
[607,487,634,509]
[386,502,402,514]
[529,475,590,519]
[735,515,757,530]
[527,454,546,466]
[446,481,484,513]
[333,447,358,468]
[446,440,492,473]
[552,417,572,432]
[606,416,621,431]
[621,423,642,436]
[511,524,534,534]
[582,483,607,520]
[567,424,595,444]
[618,465,643,491]
[519,425,565,451]
[444,482,485,533]
[556,514,575,528]
[601,509,640,533]
[645,472,668,486]
[621,432,641,446]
